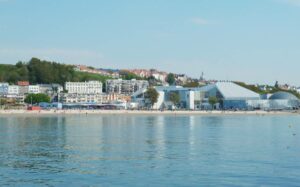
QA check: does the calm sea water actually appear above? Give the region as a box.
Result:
[0,114,300,186]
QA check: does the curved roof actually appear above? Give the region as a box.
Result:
[269,91,298,100]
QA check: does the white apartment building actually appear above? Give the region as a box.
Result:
[106,79,149,95]
[152,73,167,82]
[8,85,20,95]
[0,83,9,95]
[59,93,128,104]
[60,93,104,103]
[28,85,40,94]
[65,81,103,94]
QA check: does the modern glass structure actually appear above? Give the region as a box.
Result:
[198,82,260,110]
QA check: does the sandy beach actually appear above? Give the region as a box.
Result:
[0,109,299,116]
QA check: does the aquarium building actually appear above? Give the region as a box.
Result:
[131,82,299,110]
[197,82,261,110]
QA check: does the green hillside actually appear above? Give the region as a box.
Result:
[234,81,300,99]
[0,58,112,85]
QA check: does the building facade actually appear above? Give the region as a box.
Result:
[131,86,197,110]
[0,83,9,96]
[65,81,102,94]
[8,85,20,96]
[28,85,40,94]
[59,93,129,104]
[131,82,300,110]
[39,84,63,95]
[106,79,149,95]
[60,93,104,104]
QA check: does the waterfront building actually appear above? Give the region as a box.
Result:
[101,93,131,103]
[60,93,104,104]
[28,85,40,94]
[39,84,63,95]
[59,92,129,104]
[131,82,299,110]
[8,85,20,96]
[201,83,299,110]
[132,82,261,110]
[248,91,300,110]
[65,81,102,94]
[106,79,149,95]
[0,83,9,96]
[268,92,300,109]
[16,81,29,95]
[6,85,25,104]
[198,81,261,110]
[39,102,63,110]
[131,86,198,110]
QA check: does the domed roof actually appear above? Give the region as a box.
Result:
[269,91,298,100]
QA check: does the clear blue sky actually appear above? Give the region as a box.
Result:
[0,0,300,85]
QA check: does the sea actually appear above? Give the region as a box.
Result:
[0,114,300,186]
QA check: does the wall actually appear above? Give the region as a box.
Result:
[153,91,165,110]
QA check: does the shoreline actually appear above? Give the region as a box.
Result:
[0,109,299,116]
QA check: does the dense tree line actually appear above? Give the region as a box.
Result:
[0,58,112,85]
[24,93,50,104]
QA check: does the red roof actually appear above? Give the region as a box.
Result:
[17,81,29,86]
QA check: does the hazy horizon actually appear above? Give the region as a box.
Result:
[1,0,300,85]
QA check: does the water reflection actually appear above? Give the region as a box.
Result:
[0,115,300,186]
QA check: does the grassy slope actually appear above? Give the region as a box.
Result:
[73,71,112,83]
[234,81,300,99]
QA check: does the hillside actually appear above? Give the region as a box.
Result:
[234,81,300,99]
[0,58,112,85]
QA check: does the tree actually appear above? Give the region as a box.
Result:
[166,73,175,85]
[0,98,7,106]
[208,96,219,109]
[0,58,112,86]
[24,93,50,104]
[169,92,180,107]
[119,70,144,80]
[145,87,159,108]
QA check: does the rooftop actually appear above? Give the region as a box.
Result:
[269,92,299,100]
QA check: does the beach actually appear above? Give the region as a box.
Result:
[0,109,299,116]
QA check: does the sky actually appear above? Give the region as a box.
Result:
[0,0,300,85]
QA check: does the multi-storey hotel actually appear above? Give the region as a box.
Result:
[65,81,102,94]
